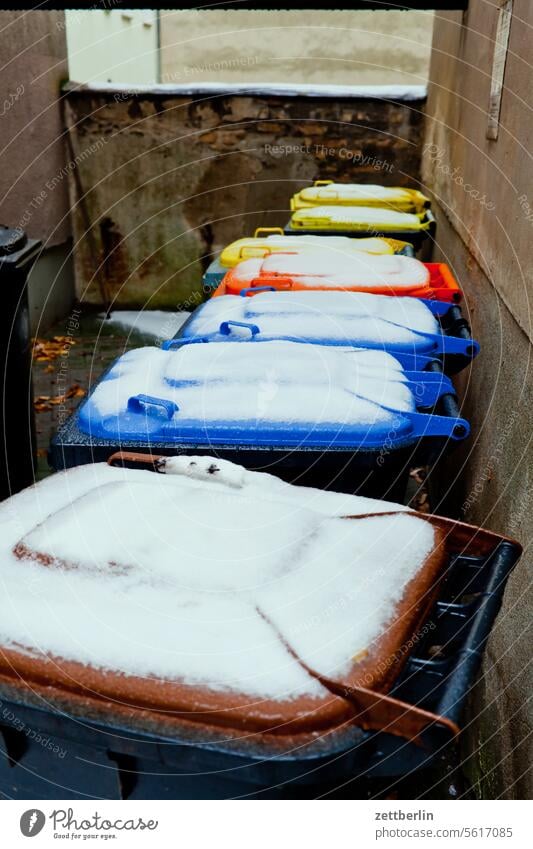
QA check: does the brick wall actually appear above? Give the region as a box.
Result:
[63,84,426,308]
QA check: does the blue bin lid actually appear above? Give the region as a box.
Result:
[172,292,477,360]
[78,342,469,449]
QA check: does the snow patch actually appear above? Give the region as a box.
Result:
[0,460,432,699]
[85,342,416,428]
[77,82,427,102]
[229,252,429,289]
[101,310,191,341]
[183,291,439,346]
[292,205,424,228]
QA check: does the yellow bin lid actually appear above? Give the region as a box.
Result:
[289,206,431,234]
[291,181,430,213]
[219,227,408,267]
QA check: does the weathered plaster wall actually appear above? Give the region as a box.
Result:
[422,3,532,799]
[160,10,434,87]
[422,2,533,343]
[63,85,426,308]
[0,10,74,332]
[0,11,70,247]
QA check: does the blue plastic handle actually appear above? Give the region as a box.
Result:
[162,338,188,350]
[127,394,179,419]
[239,286,276,297]
[219,320,260,337]
[382,318,478,360]
[406,410,470,441]
[439,335,480,358]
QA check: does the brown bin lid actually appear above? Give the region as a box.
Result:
[0,453,516,746]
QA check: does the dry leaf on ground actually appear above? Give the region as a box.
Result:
[34,384,86,413]
[32,336,76,363]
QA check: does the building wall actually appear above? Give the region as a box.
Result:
[160,10,434,87]
[66,9,159,85]
[63,84,426,308]
[422,2,533,799]
[0,10,74,332]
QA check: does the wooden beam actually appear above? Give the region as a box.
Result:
[487,0,513,141]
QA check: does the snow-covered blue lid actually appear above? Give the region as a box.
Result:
[77,342,469,449]
[170,292,478,361]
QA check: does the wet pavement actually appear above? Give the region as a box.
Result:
[32,311,157,479]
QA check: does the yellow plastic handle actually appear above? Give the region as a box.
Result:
[239,246,272,259]
[406,189,431,212]
[253,227,284,238]
[314,180,333,186]
[382,238,410,252]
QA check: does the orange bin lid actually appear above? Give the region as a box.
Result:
[214,261,462,303]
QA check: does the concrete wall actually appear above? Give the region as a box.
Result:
[0,10,74,332]
[66,10,159,85]
[63,84,426,309]
[422,2,533,799]
[160,10,434,86]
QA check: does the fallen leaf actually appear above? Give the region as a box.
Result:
[32,336,77,363]
[33,384,86,412]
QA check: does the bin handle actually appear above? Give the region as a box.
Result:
[314,180,333,186]
[405,188,431,212]
[383,237,411,253]
[127,394,178,419]
[238,245,272,259]
[440,335,479,359]
[239,286,276,297]
[259,605,458,744]
[219,320,260,337]
[264,250,297,256]
[318,190,341,199]
[107,451,167,471]
[162,337,205,350]
[378,318,478,360]
[253,227,284,238]
[407,410,470,441]
[163,337,210,349]
[251,276,293,290]
[424,284,463,305]
[435,262,463,302]
[337,681,458,745]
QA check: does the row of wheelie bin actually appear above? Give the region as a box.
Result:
[0,182,521,799]
[51,183,474,503]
